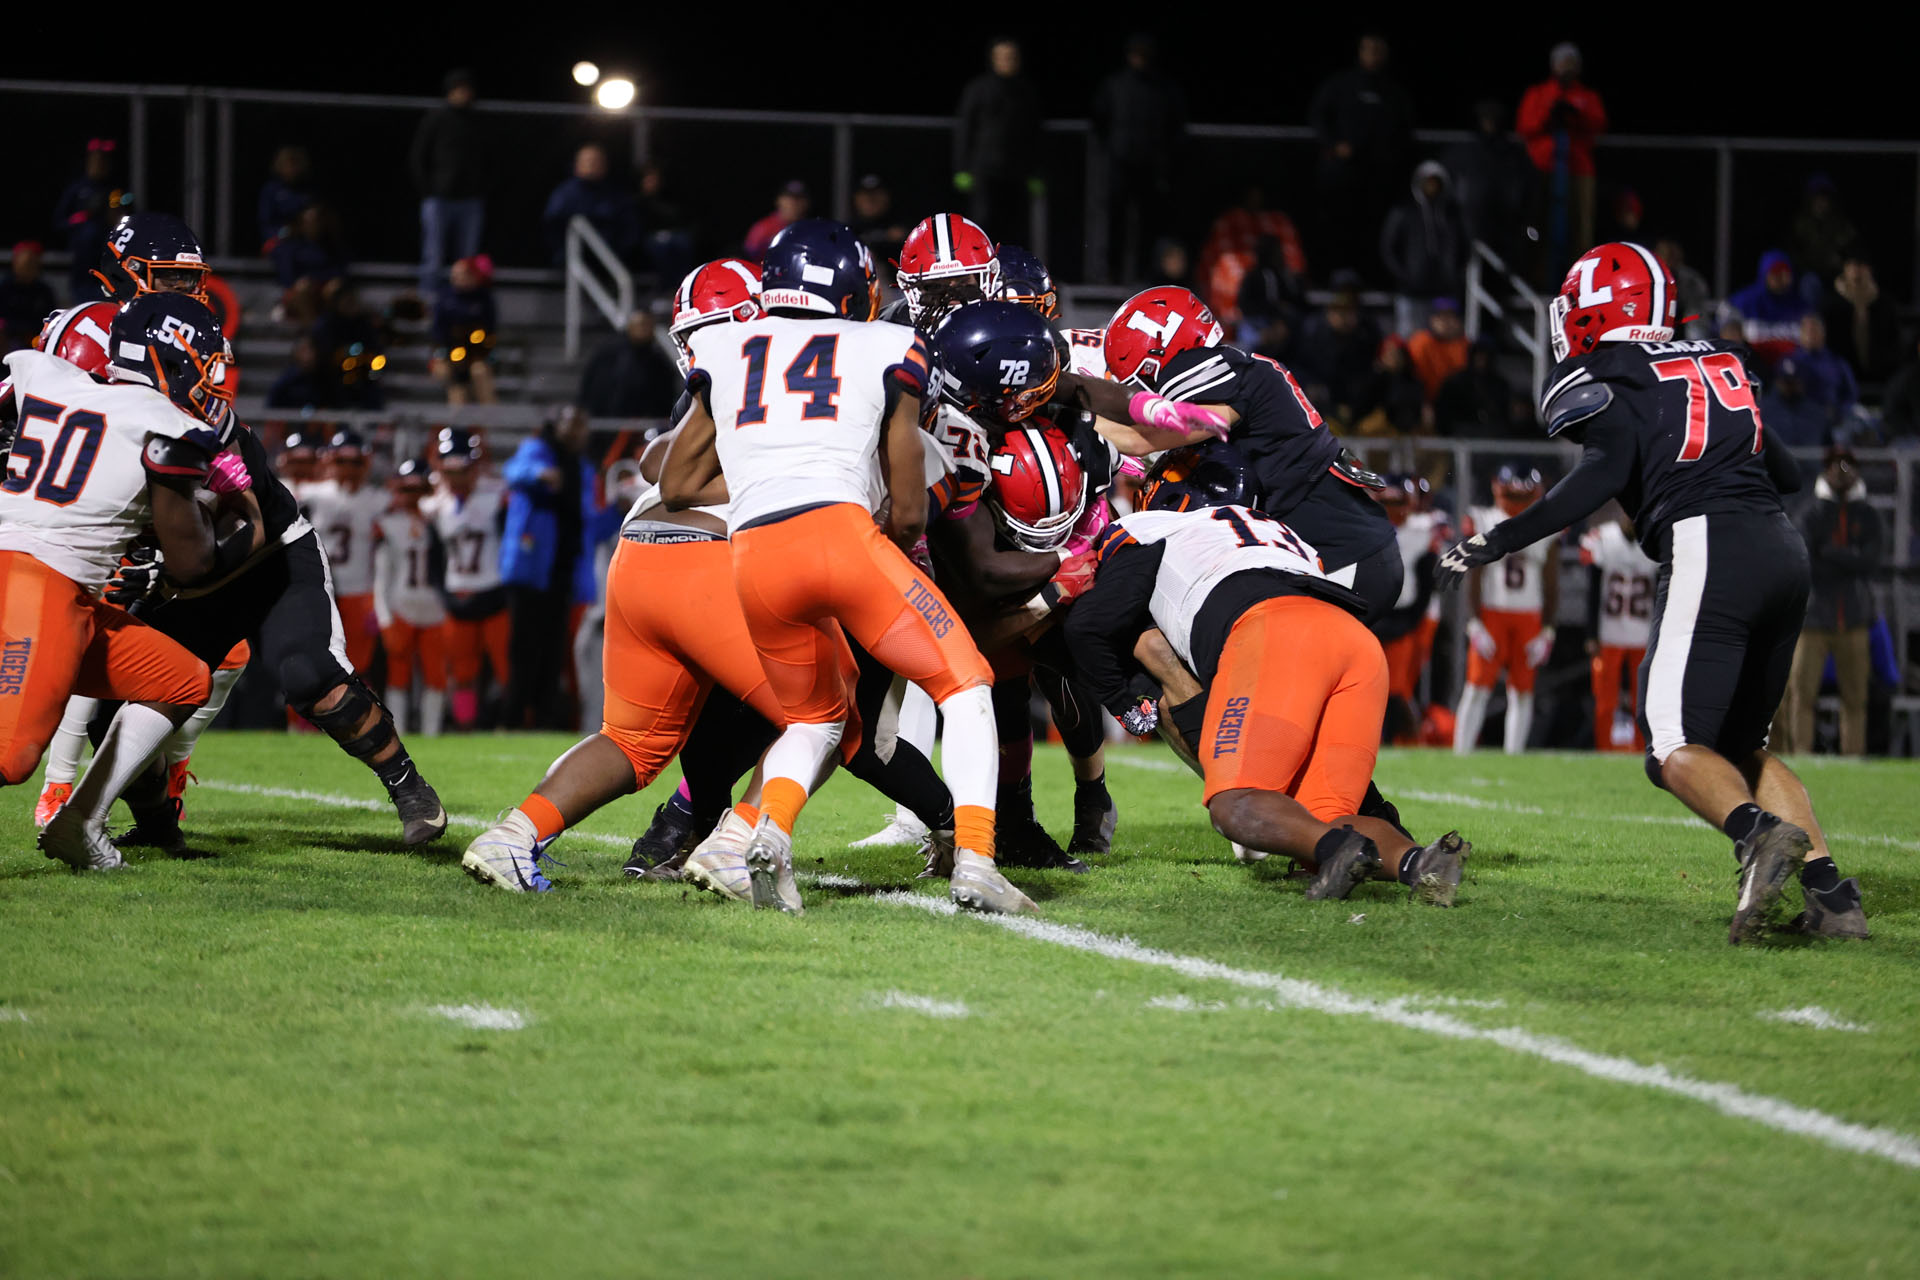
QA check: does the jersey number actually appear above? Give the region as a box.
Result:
[1250,353,1325,428]
[1212,507,1314,560]
[1651,353,1763,462]
[5,397,106,507]
[405,545,426,589]
[736,334,842,426]
[1503,560,1528,591]
[326,523,353,567]
[453,530,488,575]
[1605,571,1651,619]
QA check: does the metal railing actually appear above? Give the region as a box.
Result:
[563,214,632,360]
[1463,241,1553,390]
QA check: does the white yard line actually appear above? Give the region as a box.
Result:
[425,1003,527,1030]
[872,991,971,1019]
[878,891,1920,1171]
[1759,1006,1873,1033]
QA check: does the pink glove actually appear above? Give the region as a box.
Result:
[1116,455,1150,480]
[1061,498,1112,558]
[1467,617,1497,661]
[206,450,252,495]
[1128,391,1228,440]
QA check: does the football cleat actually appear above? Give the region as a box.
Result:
[744,816,803,915]
[112,799,186,858]
[851,810,930,850]
[1410,831,1470,908]
[1230,840,1264,864]
[916,828,959,880]
[38,810,125,871]
[386,767,449,847]
[994,813,1088,874]
[1067,791,1118,858]
[949,849,1037,915]
[1793,876,1870,941]
[1729,814,1811,945]
[683,811,756,903]
[1303,830,1381,901]
[460,811,553,893]
[33,781,72,830]
[625,801,695,880]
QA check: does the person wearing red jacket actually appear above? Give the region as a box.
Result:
[1517,44,1607,267]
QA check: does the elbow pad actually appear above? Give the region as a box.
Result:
[1540,380,1614,438]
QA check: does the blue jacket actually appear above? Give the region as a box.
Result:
[542,176,640,265]
[500,435,620,603]
[1791,345,1858,411]
[1726,250,1811,354]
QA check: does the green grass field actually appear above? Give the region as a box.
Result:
[2,733,1917,1278]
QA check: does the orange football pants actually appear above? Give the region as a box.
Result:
[1466,607,1543,694]
[0,551,210,785]
[1200,595,1388,820]
[1591,644,1646,752]
[334,592,379,673]
[383,620,448,692]
[731,503,991,725]
[447,609,510,687]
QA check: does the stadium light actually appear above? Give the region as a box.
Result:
[594,77,636,111]
[572,61,601,87]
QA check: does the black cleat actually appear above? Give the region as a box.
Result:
[1409,830,1469,907]
[1793,876,1870,940]
[112,799,186,857]
[1304,831,1381,901]
[1067,791,1119,858]
[1729,815,1810,945]
[624,803,696,880]
[387,768,449,847]
[994,814,1088,874]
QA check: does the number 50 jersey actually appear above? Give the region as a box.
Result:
[686,316,930,531]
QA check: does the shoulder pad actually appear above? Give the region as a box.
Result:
[1539,373,1614,438]
[143,431,216,479]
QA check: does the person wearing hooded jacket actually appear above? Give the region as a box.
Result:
[1783,446,1881,756]
[1723,250,1811,369]
[1379,161,1468,337]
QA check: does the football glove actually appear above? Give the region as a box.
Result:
[1525,626,1558,669]
[1047,549,1098,606]
[1467,617,1497,661]
[205,450,252,495]
[105,545,164,608]
[1436,534,1501,587]
[1119,696,1159,737]
[1127,391,1229,440]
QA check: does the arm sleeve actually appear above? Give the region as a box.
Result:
[1483,416,1637,555]
[1761,428,1803,494]
[1063,538,1166,715]
[1515,84,1549,140]
[1156,348,1238,404]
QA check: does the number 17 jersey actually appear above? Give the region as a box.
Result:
[686,316,930,531]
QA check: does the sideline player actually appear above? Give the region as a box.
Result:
[373,458,448,735]
[1453,465,1560,755]
[662,219,1033,915]
[1372,474,1446,745]
[1581,503,1656,752]
[301,428,387,677]
[1438,240,1866,942]
[425,428,509,729]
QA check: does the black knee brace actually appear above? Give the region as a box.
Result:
[1359,780,1412,841]
[301,677,396,763]
[1168,693,1208,757]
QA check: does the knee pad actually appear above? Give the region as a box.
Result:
[277,651,346,710]
[1643,748,1669,791]
[1168,693,1208,757]
[302,677,396,763]
[1359,780,1410,841]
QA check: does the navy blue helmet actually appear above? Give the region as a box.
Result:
[1140,441,1262,513]
[327,427,372,456]
[93,212,210,304]
[994,244,1058,319]
[435,426,482,466]
[930,300,1061,424]
[759,219,877,320]
[107,293,236,437]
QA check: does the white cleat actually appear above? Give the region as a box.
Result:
[38,809,125,871]
[460,811,553,893]
[949,849,1037,915]
[684,811,756,903]
[1230,840,1266,864]
[851,811,930,849]
[744,816,803,915]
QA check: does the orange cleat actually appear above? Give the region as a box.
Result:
[34,781,73,830]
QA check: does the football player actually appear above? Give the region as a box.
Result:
[424,428,510,729]
[275,429,324,500]
[1452,464,1560,755]
[1438,241,1866,942]
[1065,443,1467,903]
[886,214,1001,330]
[1580,503,1657,752]
[373,458,449,735]
[302,428,387,676]
[662,219,1034,916]
[1372,474,1447,745]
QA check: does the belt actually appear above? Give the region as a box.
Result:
[621,520,725,546]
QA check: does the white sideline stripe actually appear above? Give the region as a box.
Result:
[873,991,971,1019]
[1759,1006,1873,1034]
[425,1003,527,1030]
[1147,994,1227,1012]
[875,891,1920,1170]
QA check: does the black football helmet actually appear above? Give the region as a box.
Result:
[931,300,1061,425]
[391,456,433,493]
[435,427,482,466]
[107,293,236,437]
[995,244,1059,319]
[327,427,372,456]
[1140,441,1262,513]
[93,213,211,304]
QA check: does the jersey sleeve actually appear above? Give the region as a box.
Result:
[1155,346,1239,404]
[886,332,933,398]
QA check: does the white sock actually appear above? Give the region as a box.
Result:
[762,720,846,804]
[934,684,997,811]
[164,664,245,768]
[1505,691,1534,755]
[387,688,412,736]
[421,688,446,736]
[44,696,98,786]
[70,704,175,825]
[1454,684,1490,754]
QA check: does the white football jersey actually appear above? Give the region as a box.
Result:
[688,315,929,531]
[426,479,506,594]
[1115,504,1326,668]
[0,349,210,592]
[1582,520,1657,650]
[1470,505,1552,613]
[1063,327,1108,380]
[1391,510,1446,612]
[304,482,387,596]
[373,509,447,628]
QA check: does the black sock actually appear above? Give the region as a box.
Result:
[843,738,955,833]
[1312,828,1353,868]
[1722,803,1765,847]
[1395,847,1425,887]
[373,746,416,790]
[1075,772,1111,810]
[1799,855,1841,894]
[997,773,1036,823]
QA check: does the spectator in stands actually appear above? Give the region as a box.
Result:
[1353,335,1427,436]
[311,280,387,410]
[1156,239,1195,291]
[1517,43,1606,270]
[1792,313,1859,415]
[1433,337,1523,436]
[1791,176,1859,299]
[542,143,640,267]
[429,255,498,406]
[1879,337,1920,438]
[1758,357,1829,447]
[1604,188,1645,245]
[410,70,487,293]
[1442,100,1537,269]
[1309,33,1415,282]
[1380,161,1468,337]
[1197,187,1305,328]
[266,337,333,411]
[1653,236,1715,339]
[850,175,910,277]
[1092,34,1187,282]
[1822,256,1899,386]
[579,311,680,418]
[954,37,1044,244]
[744,181,809,260]
[635,164,695,282]
[52,138,131,298]
[0,242,55,353]
[501,406,618,730]
[272,204,349,327]
[1725,250,1811,368]
[258,146,314,250]
[1233,234,1305,348]
[1786,445,1881,756]
[1407,299,1468,401]
[1293,277,1381,424]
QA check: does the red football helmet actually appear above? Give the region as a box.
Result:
[894,214,1000,328]
[670,258,764,370]
[986,425,1087,552]
[1550,241,1677,362]
[35,301,119,377]
[1104,286,1225,389]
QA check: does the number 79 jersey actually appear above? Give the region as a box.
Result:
[686,316,930,531]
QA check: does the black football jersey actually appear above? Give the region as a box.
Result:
[1156,344,1343,518]
[233,423,304,542]
[1540,338,1781,554]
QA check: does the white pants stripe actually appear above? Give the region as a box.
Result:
[313,536,355,675]
[1645,515,1709,763]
